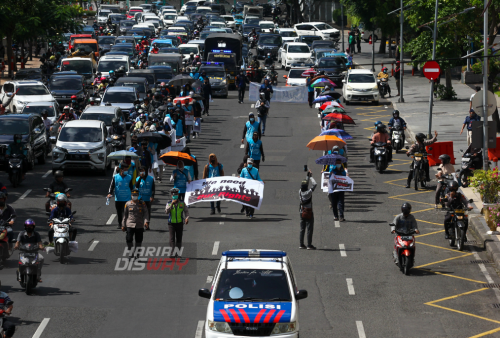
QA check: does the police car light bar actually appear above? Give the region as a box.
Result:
[222,250,287,258]
[211,49,233,53]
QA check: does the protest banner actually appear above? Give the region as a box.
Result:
[328,174,354,193]
[321,171,329,192]
[248,82,308,103]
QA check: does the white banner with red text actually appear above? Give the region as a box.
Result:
[328,174,354,193]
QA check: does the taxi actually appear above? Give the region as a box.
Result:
[199,249,307,337]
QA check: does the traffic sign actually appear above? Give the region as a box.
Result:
[471,89,497,117]
[422,61,441,81]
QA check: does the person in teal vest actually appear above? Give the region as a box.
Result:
[165,188,190,252]
[171,110,185,139]
[241,112,261,144]
[107,163,134,229]
[240,157,263,219]
[181,146,198,180]
[245,132,265,169]
[135,168,155,230]
[202,153,225,215]
[170,160,191,201]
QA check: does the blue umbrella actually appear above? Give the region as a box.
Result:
[315,154,347,165]
[319,129,353,140]
[312,95,334,104]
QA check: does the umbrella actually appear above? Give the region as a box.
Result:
[319,129,353,140]
[168,74,196,87]
[320,101,345,110]
[160,151,197,166]
[306,135,346,151]
[313,81,334,88]
[173,96,193,104]
[320,90,342,99]
[312,78,335,86]
[313,95,335,104]
[108,150,140,160]
[311,75,330,82]
[190,93,204,100]
[301,68,317,77]
[137,132,172,149]
[315,154,347,165]
[322,106,346,114]
[323,113,355,125]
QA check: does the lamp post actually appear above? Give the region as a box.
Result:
[341,2,344,52]
[483,0,489,171]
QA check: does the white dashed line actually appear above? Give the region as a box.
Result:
[33,318,50,338]
[212,241,220,255]
[240,144,245,148]
[339,244,347,257]
[251,104,255,108]
[356,321,366,338]
[221,214,226,218]
[106,214,116,225]
[219,222,225,225]
[19,189,32,200]
[335,220,340,228]
[195,320,205,338]
[206,275,213,283]
[346,278,355,295]
[42,170,51,178]
[88,240,99,251]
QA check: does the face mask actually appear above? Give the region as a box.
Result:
[72,100,76,103]
[132,195,138,201]
[250,118,255,122]
[120,170,127,176]
[336,164,342,169]
[0,201,5,208]
[16,139,21,143]
[248,164,253,169]
[172,195,179,200]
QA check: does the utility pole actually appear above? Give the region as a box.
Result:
[483,0,489,171]
[399,0,404,103]
[427,0,438,138]
[371,32,375,71]
[341,3,344,52]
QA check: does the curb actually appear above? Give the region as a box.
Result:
[468,212,500,272]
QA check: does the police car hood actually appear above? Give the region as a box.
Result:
[213,301,292,323]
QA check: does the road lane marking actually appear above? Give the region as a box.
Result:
[356,321,366,338]
[33,318,50,338]
[106,214,116,225]
[240,144,245,148]
[195,320,204,338]
[472,250,500,302]
[339,244,346,257]
[335,220,340,228]
[20,189,32,200]
[251,104,255,108]
[88,241,99,251]
[221,214,226,218]
[212,241,220,255]
[42,170,51,178]
[232,174,236,176]
[219,222,224,225]
[206,275,213,283]
[346,278,355,295]
[414,253,471,269]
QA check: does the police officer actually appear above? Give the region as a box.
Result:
[107,163,134,229]
[135,167,155,229]
[122,189,149,256]
[165,188,189,253]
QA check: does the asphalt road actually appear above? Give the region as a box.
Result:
[3,35,500,338]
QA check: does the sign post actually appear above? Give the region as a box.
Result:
[423,60,441,138]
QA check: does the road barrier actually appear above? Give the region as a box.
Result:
[426,141,455,166]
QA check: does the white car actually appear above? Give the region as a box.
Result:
[21,101,61,125]
[284,68,308,86]
[176,16,191,22]
[278,42,311,70]
[161,8,177,15]
[97,55,130,77]
[162,13,178,27]
[96,9,112,24]
[0,81,55,113]
[358,22,382,42]
[180,0,205,14]
[259,20,276,33]
[199,249,307,338]
[342,69,380,105]
[277,28,298,43]
[294,22,340,41]
[211,22,226,29]
[221,15,236,28]
[178,43,201,61]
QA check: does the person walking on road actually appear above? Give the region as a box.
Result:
[299,169,317,250]
[355,28,362,53]
[240,158,263,219]
[245,132,265,169]
[259,78,274,103]
[203,153,224,214]
[171,160,192,202]
[460,109,481,146]
[135,168,155,229]
[108,163,134,229]
[241,112,261,144]
[182,147,198,181]
[121,189,149,256]
[165,188,189,253]
[328,158,347,221]
[236,70,249,104]
[306,73,315,108]
[394,61,401,96]
[255,92,270,136]
[202,78,212,116]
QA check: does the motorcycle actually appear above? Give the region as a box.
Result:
[110,135,125,164]
[0,217,13,267]
[444,202,472,251]
[44,188,72,215]
[49,211,76,264]
[391,128,404,152]
[377,77,390,98]
[372,142,389,173]
[406,146,430,190]
[7,154,24,188]
[0,300,13,337]
[458,150,482,188]
[249,35,258,49]
[264,71,278,85]
[436,170,455,208]
[390,224,416,275]
[17,243,41,294]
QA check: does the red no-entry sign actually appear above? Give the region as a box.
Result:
[423,61,441,81]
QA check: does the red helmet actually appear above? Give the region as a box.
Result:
[71,95,77,99]
[101,76,106,81]
[195,55,200,59]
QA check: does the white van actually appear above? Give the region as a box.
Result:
[97,55,130,77]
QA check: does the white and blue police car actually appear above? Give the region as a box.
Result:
[199,249,308,337]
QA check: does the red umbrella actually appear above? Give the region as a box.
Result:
[173,96,193,104]
[323,113,355,124]
[320,101,345,110]
[301,68,317,77]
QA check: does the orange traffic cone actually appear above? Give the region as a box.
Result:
[369,36,372,45]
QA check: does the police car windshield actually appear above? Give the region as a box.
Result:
[215,269,291,301]
[203,70,225,78]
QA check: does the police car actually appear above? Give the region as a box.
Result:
[199,249,307,337]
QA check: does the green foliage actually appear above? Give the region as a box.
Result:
[471,62,482,75]
[341,0,400,37]
[470,167,500,203]
[435,84,457,100]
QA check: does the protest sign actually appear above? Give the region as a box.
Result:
[248,82,308,103]
[328,174,354,193]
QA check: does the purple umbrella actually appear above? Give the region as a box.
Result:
[319,129,353,140]
[315,154,347,165]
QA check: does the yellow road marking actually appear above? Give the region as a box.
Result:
[426,288,489,305]
[414,253,472,268]
[469,327,500,338]
[384,178,407,183]
[417,241,471,253]
[427,303,500,324]
[416,268,486,283]
[415,230,444,237]
[390,191,432,198]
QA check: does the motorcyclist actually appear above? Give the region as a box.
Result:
[434,154,455,208]
[97,77,108,92]
[192,55,200,67]
[377,67,391,96]
[133,113,147,133]
[48,193,77,246]
[0,280,15,337]
[464,143,483,171]
[152,92,163,109]
[388,110,406,141]
[141,37,149,48]
[406,131,438,188]
[141,97,154,115]
[5,134,28,180]
[391,203,419,263]
[250,56,260,70]
[109,69,117,83]
[443,181,473,239]
[45,170,71,213]
[151,43,159,54]
[188,52,195,65]
[231,5,237,14]
[264,53,273,68]
[57,106,75,123]
[0,192,16,245]
[265,65,278,83]
[109,118,126,149]
[370,124,392,162]
[116,66,126,79]
[14,219,44,282]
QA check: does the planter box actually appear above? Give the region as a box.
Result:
[461,71,483,84]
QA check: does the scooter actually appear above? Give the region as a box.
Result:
[17,243,41,294]
[44,188,72,215]
[377,77,390,98]
[7,154,24,188]
[372,142,389,173]
[390,223,416,275]
[391,128,404,152]
[443,201,472,251]
[436,169,455,208]
[458,149,482,188]
[406,146,430,190]
[49,211,76,264]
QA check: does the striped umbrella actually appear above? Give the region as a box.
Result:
[319,129,353,140]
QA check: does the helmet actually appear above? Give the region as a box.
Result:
[195,55,200,59]
[54,170,64,179]
[138,109,145,115]
[56,193,68,208]
[253,56,257,61]
[376,124,386,133]
[170,187,180,194]
[160,82,166,87]
[439,154,451,165]
[374,120,382,127]
[89,97,95,105]
[415,133,426,142]
[448,181,459,192]
[24,219,36,231]
[0,192,6,201]
[71,95,77,100]
[154,92,161,99]
[267,53,271,57]
[143,36,147,39]
[49,55,56,61]
[149,124,156,132]
[134,104,141,110]
[109,70,115,75]
[392,110,400,117]
[112,117,120,126]
[190,52,194,56]
[63,106,70,111]
[382,67,388,72]
[259,92,264,97]
[401,202,412,216]
[100,76,106,81]
[118,66,125,72]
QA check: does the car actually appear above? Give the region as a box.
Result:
[0,81,55,113]
[178,43,201,61]
[98,35,117,55]
[148,66,174,85]
[199,63,228,98]
[52,119,112,174]
[96,9,112,24]
[316,57,347,87]
[163,13,178,26]
[220,15,235,28]
[139,3,153,12]
[259,20,275,33]
[277,42,311,71]
[209,3,226,15]
[358,22,382,42]
[198,249,307,338]
[100,87,138,125]
[109,43,136,61]
[159,47,180,54]
[97,55,130,77]
[0,113,50,167]
[277,28,298,43]
[109,14,127,28]
[256,33,282,59]
[80,105,125,128]
[118,20,136,35]
[297,35,323,47]
[243,16,260,26]
[311,40,336,50]
[313,50,347,67]
[68,34,93,52]
[128,69,157,86]
[210,22,226,29]
[196,6,213,14]
[115,36,137,46]
[342,69,380,105]
[47,74,86,106]
[283,68,308,86]
[127,7,144,20]
[13,68,43,82]
[233,14,244,29]
[21,101,60,125]
[180,0,205,14]
[114,76,150,99]
[294,22,340,41]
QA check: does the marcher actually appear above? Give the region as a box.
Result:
[239,158,263,219]
[202,78,212,115]
[460,109,481,146]
[241,112,261,144]
[328,158,347,221]
[259,78,274,102]
[236,70,249,104]
[122,189,149,255]
[255,92,270,136]
[135,168,155,229]
[107,163,134,229]
[182,147,198,181]
[165,188,189,253]
[182,99,194,143]
[171,160,192,201]
[299,169,317,250]
[245,132,265,169]
[306,73,315,108]
[0,280,15,337]
[139,140,152,174]
[203,153,224,214]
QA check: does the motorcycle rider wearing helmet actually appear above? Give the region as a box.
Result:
[5,134,28,178]
[377,67,391,96]
[48,193,76,245]
[141,97,154,115]
[370,124,392,162]
[266,65,278,83]
[57,106,75,123]
[391,203,419,261]
[387,110,407,141]
[45,170,71,212]
[0,192,16,245]
[443,181,473,239]
[152,92,163,109]
[14,219,44,282]
[250,55,260,69]
[109,118,126,148]
[134,113,147,133]
[97,77,108,92]
[405,131,438,188]
[108,69,117,83]
[151,43,159,54]
[264,53,273,68]
[434,154,455,208]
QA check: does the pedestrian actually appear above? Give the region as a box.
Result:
[348,31,355,54]
[191,98,202,138]
[347,50,353,69]
[165,188,189,253]
[240,158,263,219]
[135,167,155,229]
[394,61,401,96]
[460,108,481,146]
[139,140,152,174]
[255,92,270,136]
[181,146,198,180]
[306,73,315,108]
[171,110,185,139]
[299,169,317,250]
[170,160,192,202]
[182,99,194,143]
[245,132,265,169]
[203,153,224,214]
[328,159,347,221]
[470,86,481,110]
[107,163,134,229]
[259,78,274,102]
[241,112,261,144]
[202,77,212,116]
[236,69,249,104]
[121,189,149,256]
[356,28,362,53]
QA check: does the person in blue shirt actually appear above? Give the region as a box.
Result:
[306,73,315,108]
[259,78,274,102]
[328,159,347,221]
[460,108,481,146]
[170,160,191,201]
[181,146,198,180]
[135,168,155,229]
[387,110,407,141]
[240,157,263,219]
[245,132,265,169]
[202,153,224,214]
[107,163,134,229]
[171,111,185,139]
[241,112,261,144]
[180,83,193,97]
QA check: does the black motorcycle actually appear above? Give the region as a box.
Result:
[436,169,455,208]
[372,142,389,173]
[444,201,472,251]
[377,77,390,98]
[17,243,41,295]
[7,154,24,188]
[407,147,430,190]
[458,150,482,188]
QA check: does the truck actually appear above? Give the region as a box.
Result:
[204,34,242,89]
[243,5,264,19]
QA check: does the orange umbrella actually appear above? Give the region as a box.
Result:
[159,151,196,166]
[306,135,346,151]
